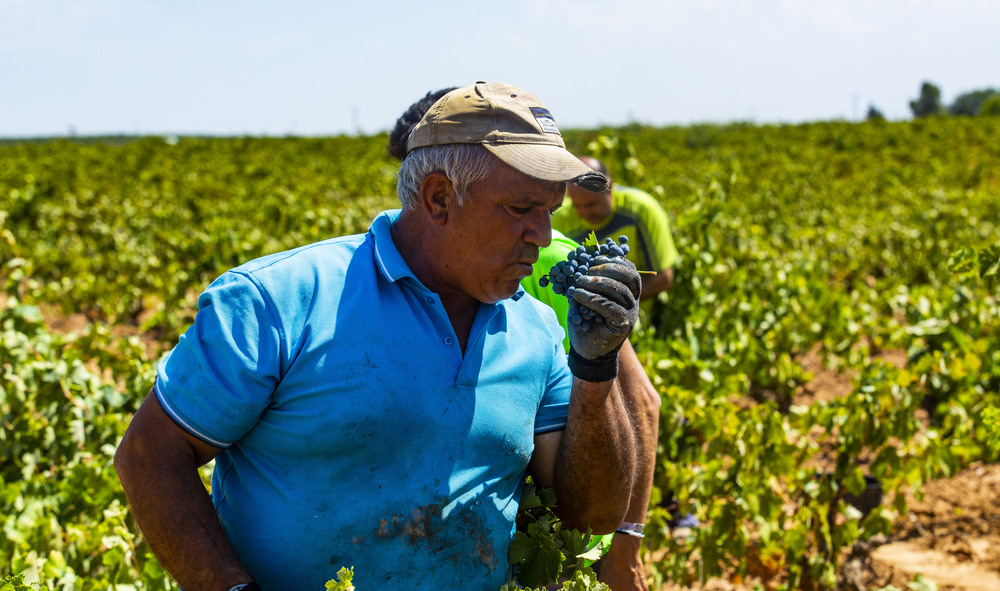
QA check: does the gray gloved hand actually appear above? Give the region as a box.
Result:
[566,255,641,376]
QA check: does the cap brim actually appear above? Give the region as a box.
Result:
[484,143,609,192]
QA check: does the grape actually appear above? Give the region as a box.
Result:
[539,235,631,332]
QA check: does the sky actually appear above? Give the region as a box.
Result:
[1,0,998,138]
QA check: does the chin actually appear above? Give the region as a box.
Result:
[481,281,522,304]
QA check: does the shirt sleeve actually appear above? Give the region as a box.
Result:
[642,195,679,271]
[532,303,573,434]
[155,271,283,447]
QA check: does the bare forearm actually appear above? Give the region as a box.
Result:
[115,395,253,590]
[119,458,250,590]
[639,267,673,301]
[621,422,657,525]
[618,341,661,524]
[597,343,660,591]
[554,378,637,534]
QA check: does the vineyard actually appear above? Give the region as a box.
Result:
[2,116,999,590]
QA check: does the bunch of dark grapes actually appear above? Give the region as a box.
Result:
[539,235,630,331]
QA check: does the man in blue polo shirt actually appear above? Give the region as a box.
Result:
[114,82,641,591]
[390,89,660,591]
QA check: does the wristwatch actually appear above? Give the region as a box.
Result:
[615,521,645,538]
[227,584,261,591]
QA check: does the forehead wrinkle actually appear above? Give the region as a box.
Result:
[534,180,567,207]
[502,179,564,206]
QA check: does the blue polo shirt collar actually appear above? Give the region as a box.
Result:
[369,209,416,286]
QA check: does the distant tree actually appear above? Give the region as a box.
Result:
[949,88,1000,116]
[866,104,886,121]
[910,81,945,118]
[981,95,1000,117]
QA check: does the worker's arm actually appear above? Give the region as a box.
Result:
[597,340,661,590]
[528,254,645,534]
[639,266,673,301]
[114,390,256,590]
[528,376,637,534]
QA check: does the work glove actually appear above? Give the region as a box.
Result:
[565,254,641,381]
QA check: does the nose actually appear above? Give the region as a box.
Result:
[524,209,552,248]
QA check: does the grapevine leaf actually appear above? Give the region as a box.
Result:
[576,545,605,563]
[583,231,599,249]
[536,485,558,508]
[983,407,1000,452]
[558,527,597,560]
[510,523,565,587]
[559,568,610,590]
[325,566,355,591]
[947,247,977,278]
[980,244,1000,279]
[519,479,544,510]
[907,574,939,591]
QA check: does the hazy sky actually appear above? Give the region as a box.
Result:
[2,0,997,138]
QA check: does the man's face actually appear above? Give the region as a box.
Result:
[566,183,613,226]
[443,161,565,304]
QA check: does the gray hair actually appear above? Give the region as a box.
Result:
[396,144,499,210]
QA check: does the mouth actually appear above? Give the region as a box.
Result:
[515,262,535,277]
[514,249,538,272]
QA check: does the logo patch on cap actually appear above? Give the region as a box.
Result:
[530,107,560,135]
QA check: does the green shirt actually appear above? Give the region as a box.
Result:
[552,185,678,274]
[521,229,577,352]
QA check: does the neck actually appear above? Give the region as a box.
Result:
[391,211,478,351]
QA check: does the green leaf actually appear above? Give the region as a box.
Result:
[510,523,565,587]
[907,573,939,591]
[576,544,605,563]
[558,527,598,561]
[980,244,1000,278]
[947,247,978,278]
[557,568,610,590]
[325,566,355,591]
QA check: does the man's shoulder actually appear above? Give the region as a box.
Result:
[613,185,669,222]
[234,234,369,278]
[613,185,662,209]
[233,210,396,280]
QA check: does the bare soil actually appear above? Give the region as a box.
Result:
[803,347,1000,591]
[864,463,1000,590]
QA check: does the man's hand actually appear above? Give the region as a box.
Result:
[568,255,641,360]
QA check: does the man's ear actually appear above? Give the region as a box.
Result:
[419,171,455,225]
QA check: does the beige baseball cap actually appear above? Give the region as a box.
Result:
[406,81,608,191]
